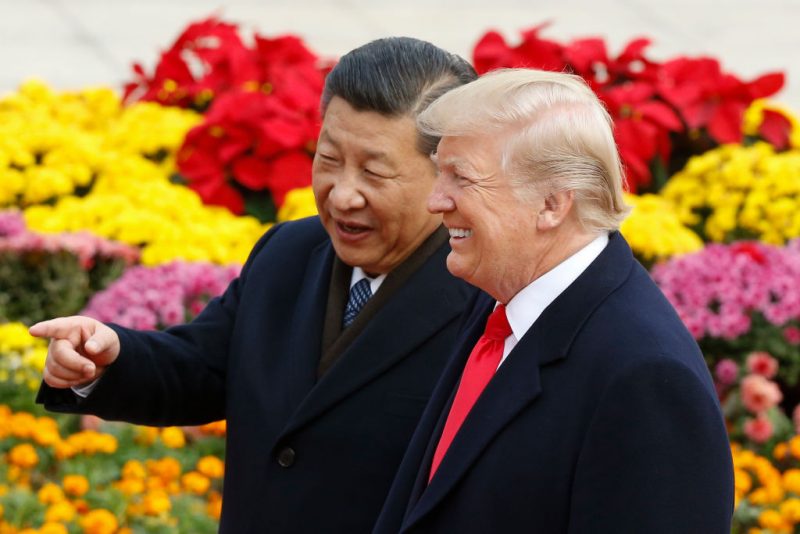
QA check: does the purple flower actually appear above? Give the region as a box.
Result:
[82,261,241,329]
[714,359,739,386]
[0,210,26,237]
[0,222,139,268]
[652,240,800,340]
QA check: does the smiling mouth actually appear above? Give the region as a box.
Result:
[337,221,371,234]
[448,228,473,239]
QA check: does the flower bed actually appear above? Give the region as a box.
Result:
[0,15,798,533]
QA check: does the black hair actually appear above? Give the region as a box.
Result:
[321,37,477,154]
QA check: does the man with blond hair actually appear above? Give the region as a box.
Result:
[373,68,734,533]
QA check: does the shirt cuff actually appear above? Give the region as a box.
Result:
[71,378,101,398]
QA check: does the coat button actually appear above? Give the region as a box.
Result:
[277,447,296,468]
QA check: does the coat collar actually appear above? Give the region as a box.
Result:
[278,234,469,439]
[402,232,635,529]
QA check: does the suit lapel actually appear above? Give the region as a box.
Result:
[403,294,495,513]
[279,241,466,437]
[403,232,636,530]
[283,240,336,409]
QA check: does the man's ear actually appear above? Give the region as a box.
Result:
[537,190,574,230]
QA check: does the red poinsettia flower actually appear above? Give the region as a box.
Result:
[564,37,661,90]
[473,23,566,74]
[657,57,784,143]
[600,82,683,191]
[177,89,318,213]
[730,242,767,265]
[756,109,793,150]
[125,16,260,108]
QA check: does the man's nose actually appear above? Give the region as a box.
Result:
[328,172,367,211]
[427,179,455,214]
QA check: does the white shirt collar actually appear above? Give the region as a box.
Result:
[350,266,387,295]
[504,233,609,346]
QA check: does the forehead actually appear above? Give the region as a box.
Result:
[319,97,419,158]
[435,135,502,174]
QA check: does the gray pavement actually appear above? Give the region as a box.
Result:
[1,0,798,109]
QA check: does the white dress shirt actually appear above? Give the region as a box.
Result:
[350,266,386,294]
[499,233,609,367]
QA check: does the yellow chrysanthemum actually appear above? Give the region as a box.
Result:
[743,99,800,149]
[0,80,201,210]
[620,193,703,264]
[277,186,318,222]
[662,142,800,244]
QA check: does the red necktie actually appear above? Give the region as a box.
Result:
[429,304,512,482]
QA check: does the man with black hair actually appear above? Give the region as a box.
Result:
[31,37,478,533]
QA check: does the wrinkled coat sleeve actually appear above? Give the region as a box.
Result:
[35,224,284,426]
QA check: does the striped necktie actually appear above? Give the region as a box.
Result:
[343,277,373,328]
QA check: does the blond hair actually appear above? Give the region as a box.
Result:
[417,68,630,232]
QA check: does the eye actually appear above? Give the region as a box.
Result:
[318,153,338,162]
[364,168,389,179]
[454,173,472,185]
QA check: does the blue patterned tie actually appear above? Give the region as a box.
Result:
[343,278,373,328]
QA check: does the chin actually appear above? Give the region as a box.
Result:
[445,257,468,283]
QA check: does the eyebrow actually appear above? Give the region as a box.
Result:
[318,130,395,166]
[432,153,479,176]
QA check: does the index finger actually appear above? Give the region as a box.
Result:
[29,318,84,340]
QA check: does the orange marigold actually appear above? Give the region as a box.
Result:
[780,497,800,523]
[785,469,800,495]
[80,509,118,534]
[775,442,790,461]
[62,474,90,497]
[160,427,185,449]
[182,472,211,495]
[207,491,222,520]
[146,457,181,482]
[45,500,76,523]
[39,522,69,534]
[197,456,224,478]
[143,489,172,516]
[8,444,38,468]
[735,469,753,496]
[114,478,145,496]
[198,420,226,436]
[789,435,800,460]
[37,482,65,505]
[135,426,159,446]
[759,508,792,532]
[121,460,146,480]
